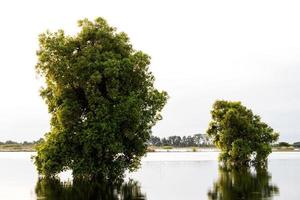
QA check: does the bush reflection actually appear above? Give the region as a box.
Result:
[35,178,146,200]
[208,166,279,200]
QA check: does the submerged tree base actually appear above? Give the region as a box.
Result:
[219,153,269,170]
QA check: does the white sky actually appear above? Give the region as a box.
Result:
[0,0,300,142]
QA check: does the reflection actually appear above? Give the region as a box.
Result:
[208,167,279,200]
[35,178,146,200]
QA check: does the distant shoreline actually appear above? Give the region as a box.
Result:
[149,147,300,153]
[0,145,299,152]
[0,144,35,152]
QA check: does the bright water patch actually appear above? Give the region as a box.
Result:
[0,152,299,199]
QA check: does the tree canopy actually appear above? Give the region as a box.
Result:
[34,17,168,180]
[207,100,279,168]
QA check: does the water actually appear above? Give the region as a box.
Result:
[0,152,299,199]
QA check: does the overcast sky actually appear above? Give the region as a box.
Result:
[0,0,299,142]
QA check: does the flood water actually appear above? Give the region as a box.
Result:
[0,152,299,199]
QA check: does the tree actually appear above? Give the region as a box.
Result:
[148,136,162,146]
[278,142,290,147]
[5,140,18,144]
[168,135,181,146]
[293,142,300,147]
[34,17,168,180]
[207,100,279,168]
[161,137,169,146]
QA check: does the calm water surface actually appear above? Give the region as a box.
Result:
[0,152,299,200]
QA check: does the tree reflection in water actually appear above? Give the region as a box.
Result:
[208,167,279,200]
[35,178,146,200]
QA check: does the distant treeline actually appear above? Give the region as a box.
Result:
[294,142,300,147]
[0,138,43,145]
[1,138,299,148]
[149,135,300,148]
[274,141,300,148]
[149,134,214,147]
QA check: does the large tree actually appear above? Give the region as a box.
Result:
[34,17,168,180]
[207,100,279,168]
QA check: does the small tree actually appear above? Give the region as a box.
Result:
[207,100,279,168]
[278,142,290,147]
[293,142,300,147]
[34,17,168,180]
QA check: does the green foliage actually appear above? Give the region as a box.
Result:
[35,178,145,200]
[207,100,279,168]
[34,17,168,180]
[207,166,279,200]
[278,142,291,147]
[293,142,300,147]
[149,134,213,147]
